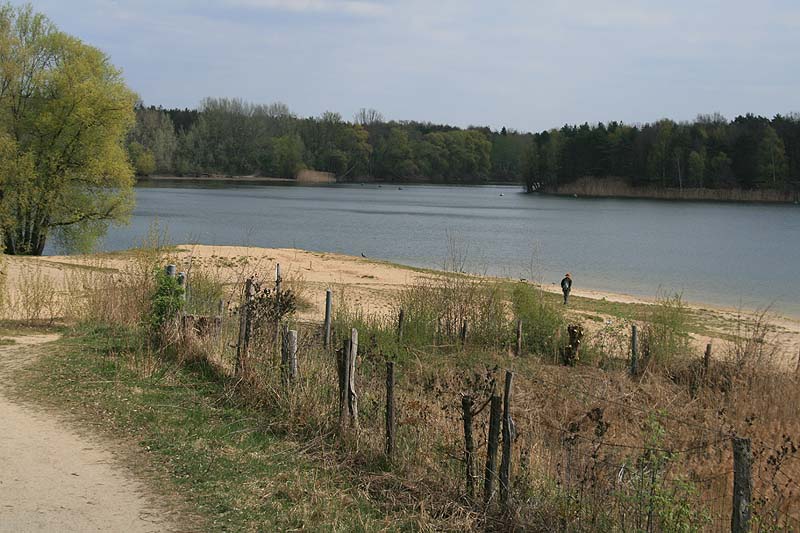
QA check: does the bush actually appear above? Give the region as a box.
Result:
[149,269,184,331]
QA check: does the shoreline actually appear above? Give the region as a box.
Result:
[5,244,799,364]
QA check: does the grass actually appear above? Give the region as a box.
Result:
[15,325,411,532]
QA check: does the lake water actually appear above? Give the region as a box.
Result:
[80,183,800,317]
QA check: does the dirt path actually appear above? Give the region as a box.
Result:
[0,335,175,532]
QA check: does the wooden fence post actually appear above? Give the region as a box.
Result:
[177,272,187,307]
[165,264,176,277]
[703,343,712,377]
[732,437,752,533]
[281,329,298,386]
[462,395,475,500]
[630,324,639,376]
[515,319,523,356]
[323,289,332,350]
[348,328,359,429]
[275,263,282,293]
[397,309,405,343]
[337,339,351,434]
[460,319,468,346]
[500,371,514,510]
[235,278,254,378]
[385,361,396,459]
[484,394,502,504]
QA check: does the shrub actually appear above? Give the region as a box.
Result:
[149,269,184,331]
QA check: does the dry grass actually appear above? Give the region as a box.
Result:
[6,240,800,531]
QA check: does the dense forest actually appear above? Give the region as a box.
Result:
[128,98,800,193]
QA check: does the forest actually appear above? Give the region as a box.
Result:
[128,98,800,193]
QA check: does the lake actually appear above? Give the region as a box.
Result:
[79,183,800,317]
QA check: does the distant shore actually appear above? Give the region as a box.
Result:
[137,175,294,185]
[541,177,800,204]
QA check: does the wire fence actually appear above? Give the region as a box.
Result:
[176,267,800,532]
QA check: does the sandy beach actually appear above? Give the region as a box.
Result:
[4,244,799,366]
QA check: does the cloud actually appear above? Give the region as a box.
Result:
[224,0,388,17]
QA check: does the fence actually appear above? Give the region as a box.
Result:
[167,264,800,532]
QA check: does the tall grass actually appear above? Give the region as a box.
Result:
[510,282,565,358]
[639,291,692,370]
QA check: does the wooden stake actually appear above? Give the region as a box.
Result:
[337,339,351,434]
[499,371,514,509]
[703,343,712,377]
[281,329,298,386]
[323,289,332,350]
[630,324,639,376]
[348,328,359,429]
[235,278,254,378]
[462,395,475,500]
[732,437,752,533]
[515,319,523,356]
[397,309,405,343]
[385,361,396,459]
[484,394,502,504]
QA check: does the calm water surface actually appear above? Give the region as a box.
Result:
[83,183,800,316]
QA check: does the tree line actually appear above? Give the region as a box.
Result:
[129,100,800,193]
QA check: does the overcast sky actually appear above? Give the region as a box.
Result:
[22,0,800,132]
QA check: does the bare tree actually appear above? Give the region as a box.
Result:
[354,108,384,126]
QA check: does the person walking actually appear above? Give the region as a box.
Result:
[561,273,572,305]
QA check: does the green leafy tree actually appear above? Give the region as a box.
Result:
[757,125,788,188]
[128,106,178,174]
[709,151,734,188]
[128,142,156,176]
[0,4,137,255]
[263,133,305,178]
[687,150,705,188]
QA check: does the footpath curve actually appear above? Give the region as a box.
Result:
[0,334,174,532]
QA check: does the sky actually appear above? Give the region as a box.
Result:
[20,0,800,132]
